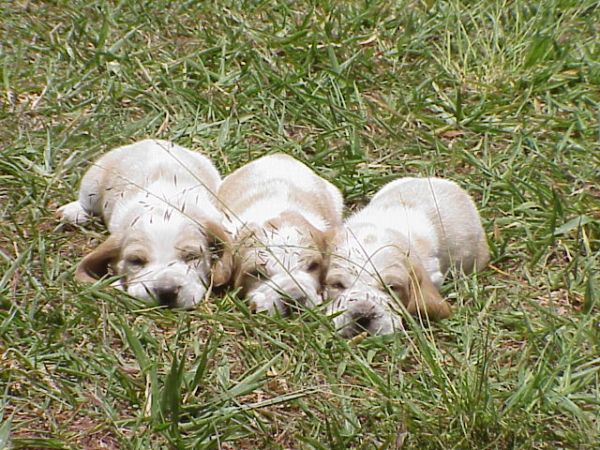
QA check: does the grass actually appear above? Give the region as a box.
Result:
[1,0,598,448]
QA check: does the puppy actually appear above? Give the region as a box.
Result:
[218,154,343,315]
[57,139,231,308]
[326,177,489,337]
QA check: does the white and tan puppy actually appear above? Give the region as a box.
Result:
[218,154,343,315]
[57,139,231,308]
[326,177,489,337]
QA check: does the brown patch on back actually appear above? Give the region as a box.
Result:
[218,155,341,229]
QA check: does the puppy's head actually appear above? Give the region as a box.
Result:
[325,228,451,337]
[232,212,330,316]
[75,215,232,309]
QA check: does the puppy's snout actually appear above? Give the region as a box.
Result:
[353,314,373,332]
[154,285,181,307]
[248,293,308,317]
[349,303,377,332]
[285,292,308,307]
[280,293,308,316]
[338,298,380,337]
[293,295,308,307]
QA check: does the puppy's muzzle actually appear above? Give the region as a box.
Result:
[249,290,308,316]
[153,285,181,307]
[352,311,375,333]
[338,298,378,337]
[278,290,309,316]
[248,272,320,316]
[331,290,402,338]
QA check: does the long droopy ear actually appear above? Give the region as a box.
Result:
[313,226,338,284]
[406,258,452,320]
[230,223,261,291]
[204,221,233,287]
[75,235,121,282]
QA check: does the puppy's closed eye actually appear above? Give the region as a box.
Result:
[383,282,409,306]
[126,255,147,268]
[181,251,202,263]
[328,280,347,291]
[384,283,402,294]
[306,260,321,272]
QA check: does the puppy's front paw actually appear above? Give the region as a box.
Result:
[56,201,90,224]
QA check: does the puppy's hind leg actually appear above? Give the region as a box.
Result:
[56,201,91,224]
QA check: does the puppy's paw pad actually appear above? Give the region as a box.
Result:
[56,201,90,224]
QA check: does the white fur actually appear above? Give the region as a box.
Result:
[218,154,343,315]
[224,158,341,234]
[346,205,444,285]
[327,177,489,337]
[58,139,225,308]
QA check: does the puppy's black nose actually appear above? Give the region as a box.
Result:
[339,311,374,338]
[347,303,376,335]
[355,315,372,331]
[293,295,308,307]
[281,295,307,316]
[154,286,180,307]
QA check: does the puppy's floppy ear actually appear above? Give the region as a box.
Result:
[406,257,451,320]
[204,220,233,287]
[314,226,338,252]
[314,227,338,283]
[230,223,261,291]
[75,235,121,282]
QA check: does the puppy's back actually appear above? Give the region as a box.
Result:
[79,139,220,220]
[219,153,343,228]
[372,177,489,274]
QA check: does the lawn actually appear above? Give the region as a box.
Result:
[1,0,598,448]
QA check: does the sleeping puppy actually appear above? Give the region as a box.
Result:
[326,177,489,337]
[57,139,231,308]
[218,154,343,316]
